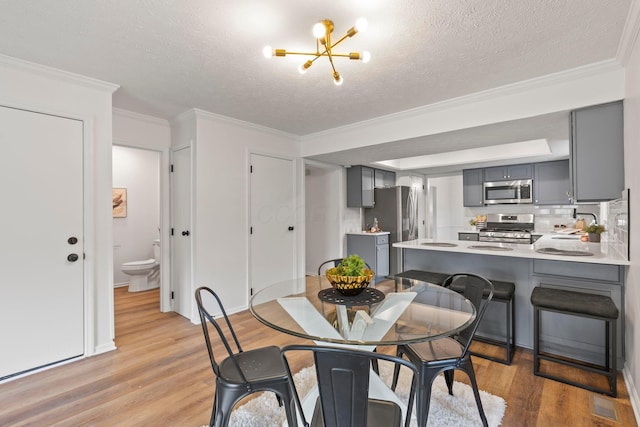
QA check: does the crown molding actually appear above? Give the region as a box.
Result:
[173,108,298,140]
[113,108,170,127]
[0,53,119,93]
[617,0,640,65]
[301,59,623,142]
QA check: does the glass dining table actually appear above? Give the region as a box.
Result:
[249,274,476,425]
[250,275,476,347]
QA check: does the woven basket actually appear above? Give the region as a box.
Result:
[325,268,375,296]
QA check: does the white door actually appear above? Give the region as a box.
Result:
[0,106,84,379]
[170,146,192,319]
[250,154,296,295]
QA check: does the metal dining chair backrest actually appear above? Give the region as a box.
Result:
[195,286,246,379]
[441,273,494,359]
[281,344,419,427]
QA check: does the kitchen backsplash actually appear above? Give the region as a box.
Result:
[465,203,600,233]
[604,189,630,260]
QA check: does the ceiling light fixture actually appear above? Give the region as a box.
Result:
[263,18,370,86]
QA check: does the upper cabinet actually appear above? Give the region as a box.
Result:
[374,169,396,189]
[483,163,533,181]
[463,168,484,207]
[347,166,375,207]
[570,101,624,202]
[534,160,571,205]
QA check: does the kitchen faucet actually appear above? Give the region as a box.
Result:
[573,209,598,225]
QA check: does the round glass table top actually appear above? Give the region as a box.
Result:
[249,276,476,346]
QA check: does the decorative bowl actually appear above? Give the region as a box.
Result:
[325,268,375,296]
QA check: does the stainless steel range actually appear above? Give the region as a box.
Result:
[479,214,535,244]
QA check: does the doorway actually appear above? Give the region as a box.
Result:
[112,146,161,306]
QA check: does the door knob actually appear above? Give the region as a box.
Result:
[67,253,79,262]
[288,226,294,231]
[68,236,78,245]
[182,230,190,236]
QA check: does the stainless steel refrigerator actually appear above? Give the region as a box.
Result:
[363,186,418,276]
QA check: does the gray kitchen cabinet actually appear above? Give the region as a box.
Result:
[570,101,624,202]
[347,165,375,207]
[374,169,396,188]
[533,160,571,205]
[346,233,390,279]
[483,163,533,181]
[462,168,484,206]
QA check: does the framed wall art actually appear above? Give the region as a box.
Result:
[112,188,127,218]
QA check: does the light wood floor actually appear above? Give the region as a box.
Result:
[0,285,637,426]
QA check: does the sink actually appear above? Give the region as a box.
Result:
[468,245,514,252]
[421,242,458,247]
[536,247,594,256]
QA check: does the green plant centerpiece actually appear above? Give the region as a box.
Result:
[584,224,606,242]
[325,254,375,296]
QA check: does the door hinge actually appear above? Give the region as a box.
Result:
[171,228,174,236]
[250,165,253,173]
[170,164,174,172]
[250,288,253,296]
[171,291,175,299]
[250,226,253,234]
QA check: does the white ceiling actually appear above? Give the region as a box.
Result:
[0,0,632,173]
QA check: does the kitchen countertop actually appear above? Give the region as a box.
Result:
[394,234,629,265]
[346,231,391,236]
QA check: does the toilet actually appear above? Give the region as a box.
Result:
[122,239,160,292]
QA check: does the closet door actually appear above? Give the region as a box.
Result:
[0,106,84,379]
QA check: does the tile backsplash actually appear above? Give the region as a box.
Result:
[605,189,630,260]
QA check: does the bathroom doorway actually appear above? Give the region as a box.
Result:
[112,145,161,304]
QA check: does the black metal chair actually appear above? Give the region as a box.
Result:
[391,273,494,427]
[195,286,297,427]
[281,344,419,427]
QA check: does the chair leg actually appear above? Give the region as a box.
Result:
[391,347,405,391]
[416,368,439,427]
[444,370,454,395]
[463,361,488,427]
[209,390,218,427]
[275,393,283,407]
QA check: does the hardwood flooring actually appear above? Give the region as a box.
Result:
[0,284,637,426]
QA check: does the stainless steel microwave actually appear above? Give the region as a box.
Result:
[483,179,532,204]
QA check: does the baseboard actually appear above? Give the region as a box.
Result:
[623,365,640,425]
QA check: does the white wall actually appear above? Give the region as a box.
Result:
[622,7,640,417]
[173,109,299,318]
[0,54,118,355]
[305,163,343,275]
[427,175,465,240]
[112,146,160,285]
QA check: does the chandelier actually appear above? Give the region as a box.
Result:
[263,18,370,86]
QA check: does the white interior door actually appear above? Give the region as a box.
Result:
[170,146,192,319]
[250,154,296,295]
[0,106,84,379]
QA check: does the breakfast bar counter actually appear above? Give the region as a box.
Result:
[394,236,629,367]
[394,235,630,265]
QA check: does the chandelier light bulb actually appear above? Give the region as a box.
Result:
[262,46,273,59]
[361,51,371,63]
[355,18,368,33]
[299,60,313,74]
[313,22,326,38]
[333,72,343,86]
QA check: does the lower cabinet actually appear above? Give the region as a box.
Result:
[346,233,390,279]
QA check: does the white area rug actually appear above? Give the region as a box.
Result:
[216,361,506,427]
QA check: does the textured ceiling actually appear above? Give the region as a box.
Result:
[0,0,631,138]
